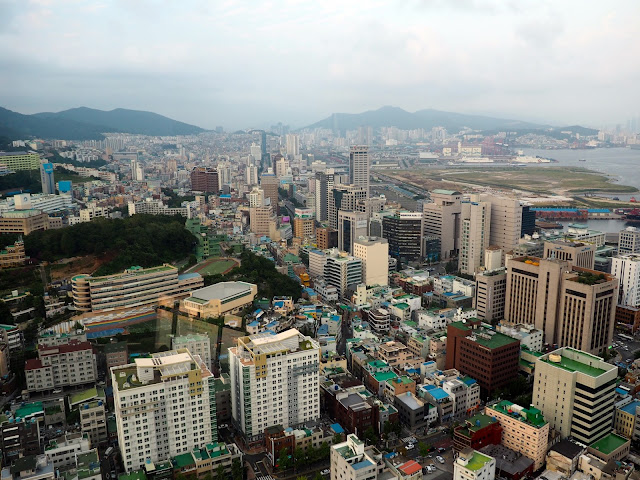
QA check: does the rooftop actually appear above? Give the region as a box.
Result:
[464,451,493,471]
[490,400,547,428]
[620,400,640,415]
[89,264,176,283]
[189,281,255,301]
[589,433,629,456]
[540,348,610,377]
[450,320,519,349]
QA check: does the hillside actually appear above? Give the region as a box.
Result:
[0,106,205,140]
[303,106,546,132]
[34,107,205,136]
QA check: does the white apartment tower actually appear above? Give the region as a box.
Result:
[229,329,321,441]
[612,254,640,307]
[353,236,389,286]
[459,196,491,275]
[112,349,215,472]
[349,146,370,196]
[246,165,258,186]
[285,134,300,158]
[172,334,212,370]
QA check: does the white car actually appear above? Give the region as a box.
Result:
[406,444,415,450]
[436,456,445,464]
[321,469,330,476]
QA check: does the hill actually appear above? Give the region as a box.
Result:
[303,106,546,132]
[0,106,205,140]
[34,107,205,137]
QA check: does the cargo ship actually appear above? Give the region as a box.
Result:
[626,209,640,222]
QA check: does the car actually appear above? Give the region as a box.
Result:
[321,469,330,476]
[436,456,445,464]
[406,444,415,450]
[52,389,62,394]
[438,447,446,453]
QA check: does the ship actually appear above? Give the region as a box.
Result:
[625,208,640,221]
[579,158,586,162]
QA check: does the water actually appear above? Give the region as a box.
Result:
[521,147,640,196]
[556,219,635,234]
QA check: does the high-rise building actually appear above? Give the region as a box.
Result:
[324,252,363,298]
[250,205,276,237]
[275,156,289,178]
[248,187,264,208]
[521,205,536,237]
[619,227,640,255]
[328,184,367,230]
[112,349,216,471]
[349,146,370,196]
[337,210,368,254]
[285,134,300,158]
[0,151,41,171]
[382,211,423,263]
[353,236,389,286]
[191,167,219,193]
[505,257,618,354]
[293,208,315,239]
[172,334,212,370]
[229,329,320,441]
[612,254,640,307]
[445,319,520,396]
[459,197,491,275]
[330,434,378,480]
[40,163,55,194]
[475,268,507,322]
[422,189,462,260]
[481,194,523,258]
[534,348,617,445]
[316,227,337,250]
[314,170,335,222]
[250,143,262,165]
[543,240,596,269]
[260,173,279,214]
[217,162,231,186]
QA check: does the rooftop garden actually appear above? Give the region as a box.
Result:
[574,272,607,285]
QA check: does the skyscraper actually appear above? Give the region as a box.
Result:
[382,211,423,263]
[422,189,462,260]
[349,146,370,196]
[191,167,219,193]
[40,163,55,194]
[337,210,368,254]
[285,133,300,158]
[459,197,491,275]
[314,170,335,222]
[328,184,367,230]
[353,236,389,286]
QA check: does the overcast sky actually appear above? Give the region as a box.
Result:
[0,0,638,130]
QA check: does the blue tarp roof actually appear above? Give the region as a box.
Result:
[330,423,344,433]
[616,387,630,395]
[248,321,260,327]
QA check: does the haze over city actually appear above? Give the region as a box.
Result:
[1,0,639,129]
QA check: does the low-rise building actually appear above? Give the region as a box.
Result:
[78,400,107,447]
[25,341,97,392]
[1,454,55,480]
[453,448,496,480]
[181,281,257,318]
[1,417,41,463]
[454,414,502,453]
[171,443,242,479]
[479,444,533,480]
[614,400,640,439]
[44,433,91,470]
[587,433,630,463]
[330,434,378,480]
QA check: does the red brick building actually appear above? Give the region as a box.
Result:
[453,413,503,452]
[190,167,219,193]
[445,319,520,397]
[616,305,640,333]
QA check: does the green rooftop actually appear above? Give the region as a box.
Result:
[90,264,175,283]
[373,371,398,383]
[540,349,609,377]
[118,471,147,480]
[69,386,105,406]
[490,400,547,428]
[465,451,493,471]
[15,401,43,419]
[172,452,195,469]
[450,321,518,349]
[589,433,629,455]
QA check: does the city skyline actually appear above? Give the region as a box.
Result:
[1,1,639,129]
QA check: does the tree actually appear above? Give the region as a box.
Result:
[0,300,12,324]
[214,464,225,480]
[445,259,457,273]
[333,433,343,445]
[188,254,198,267]
[313,473,324,480]
[318,441,330,461]
[231,458,243,480]
[418,442,431,458]
[278,448,291,471]
[294,447,306,470]
[363,426,377,446]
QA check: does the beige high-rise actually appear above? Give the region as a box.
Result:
[353,236,389,286]
[543,240,596,269]
[480,194,523,260]
[422,189,461,260]
[459,196,491,275]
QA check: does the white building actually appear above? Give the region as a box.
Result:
[459,196,491,275]
[453,448,496,480]
[44,433,91,470]
[172,334,212,370]
[497,324,544,352]
[443,377,481,420]
[127,199,188,217]
[353,236,389,286]
[324,252,363,299]
[330,434,378,480]
[25,341,97,392]
[619,227,640,255]
[612,254,640,307]
[308,249,328,278]
[112,349,215,472]
[229,329,320,441]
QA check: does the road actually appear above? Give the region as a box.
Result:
[612,332,640,363]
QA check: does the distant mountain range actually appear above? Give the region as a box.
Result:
[303,106,598,136]
[0,107,205,140]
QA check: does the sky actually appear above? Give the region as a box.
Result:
[0,0,639,130]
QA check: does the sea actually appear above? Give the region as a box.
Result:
[521,147,640,234]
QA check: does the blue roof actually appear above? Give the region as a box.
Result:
[253,309,263,315]
[248,321,260,327]
[178,273,200,280]
[274,301,284,307]
[330,423,344,434]
[352,460,373,471]
[425,386,450,401]
[317,324,329,335]
[620,400,640,415]
[616,387,629,395]
[460,377,477,386]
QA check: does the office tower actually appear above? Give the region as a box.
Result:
[423,189,462,260]
[275,156,289,178]
[248,187,264,208]
[356,197,386,218]
[217,162,231,186]
[330,434,378,480]
[353,237,389,286]
[382,211,423,263]
[543,240,596,269]
[619,227,640,255]
[172,334,212,370]
[454,449,496,480]
[293,208,315,239]
[475,268,507,322]
[246,165,258,186]
[534,348,617,445]
[250,143,262,165]
[259,130,268,167]
[285,133,300,158]
[316,227,337,250]
[349,146,370,196]
[612,254,640,307]
[445,319,520,396]
[505,257,618,354]
[260,173,279,213]
[191,167,219,193]
[112,349,215,472]
[271,153,284,173]
[314,170,335,221]
[459,197,491,275]
[250,205,276,237]
[481,194,523,257]
[324,252,363,298]
[521,205,536,236]
[485,401,549,470]
[328,184,367,230]
[40,163,55,194]
[337,210,368,254]
[229,329,320,440]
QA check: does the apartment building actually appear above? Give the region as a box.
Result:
[127,200,188,217]
[72,264,203,312]
[324,253,362,299]
[25,341,97,392]
[459,197,491,275]
[44,433,91,470]
[505,257,618,354]
[229,329,320,441]
[112,349,215,472]
[0,151,41,171]
[475,268,506,322]
[330,434,378,480]
[104,341,128,370]
[422,189,462,260]
[534,348,617,445]
[376,341,411,368]
[443,377,481,420]
[353,236,389,287]
[485,400,549,470]
[612,254,640,307]
[78,400,108,447]
[453,448,496,480]
[172,334,212,370]
[367,308,390,334]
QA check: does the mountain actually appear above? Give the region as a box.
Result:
[303,106,547,132]
[0,106,205,140]
[34,107,205,137]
